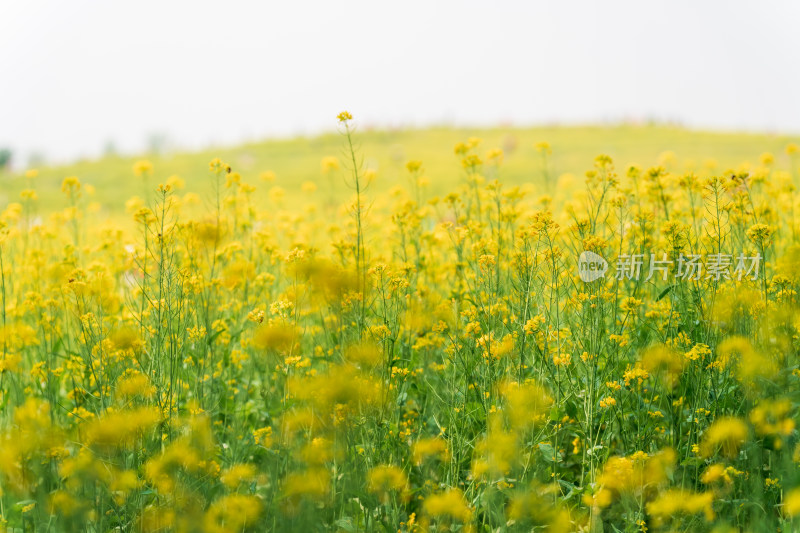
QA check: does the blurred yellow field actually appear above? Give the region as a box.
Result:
[2,114,800,532]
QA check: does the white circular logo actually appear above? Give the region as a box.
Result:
[578,251,608,282]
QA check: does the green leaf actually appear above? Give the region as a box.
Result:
[538,442,560,462]
[656,284,674,301]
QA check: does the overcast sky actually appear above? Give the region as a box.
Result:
[1,0,799,165]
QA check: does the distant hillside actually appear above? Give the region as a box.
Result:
[1,125,796,214]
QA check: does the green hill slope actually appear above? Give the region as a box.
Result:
[2,124,797,213]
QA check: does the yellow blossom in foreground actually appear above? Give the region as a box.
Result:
[84,407,161,448]
[502,380,552,429]
[701,417,749,458]
[423,488,472,523]
[220,464,257,489]
[784,488,800,517]
[252,323,299,353]
[204,494,262,532]
[282,468,330,509]
[367,465,408,501]
[588,449,676,507]
[412,437,449,464]
[647,489,714,526]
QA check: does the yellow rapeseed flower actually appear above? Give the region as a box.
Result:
[423,488,472,523]
[700,417,748,458]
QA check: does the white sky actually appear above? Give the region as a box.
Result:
[1,0,799,165]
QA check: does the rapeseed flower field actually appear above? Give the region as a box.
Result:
[1,113,800,532]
